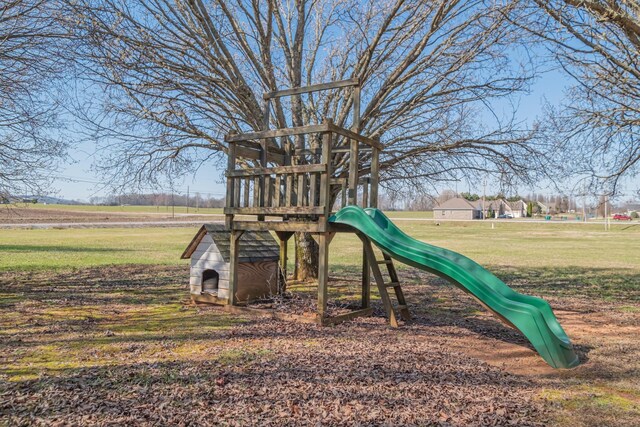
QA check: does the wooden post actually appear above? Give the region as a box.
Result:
[263,99,271,129]
[258,139,268,221]
[359,234,400,327]
[225,139,237,229]
[262,98,273,222]
[353,83,361,133]
[228,230,244,306]
[362,178,369,208]
[320,122,333,219]
[275,231,293,293]
[348,137,359,205]
[317,232,330,321]
[361,237,370,309]
[370,143,380,208]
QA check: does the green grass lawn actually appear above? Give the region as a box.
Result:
[2,220,638,275]
[2,220,638,302]
[0,227,199,271]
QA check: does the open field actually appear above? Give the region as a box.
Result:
[1,220,639,425]
[4,203,225,215]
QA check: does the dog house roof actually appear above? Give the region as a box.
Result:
[180,223,280,262]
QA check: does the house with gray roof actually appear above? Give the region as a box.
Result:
[433,197,482,220]
[181,224,280,304]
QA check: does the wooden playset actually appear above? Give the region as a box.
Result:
[185,79,579,368]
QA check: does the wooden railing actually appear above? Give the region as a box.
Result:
[224,119,380,224]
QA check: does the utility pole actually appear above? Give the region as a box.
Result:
[582,186,586,222]
[482,177,487,219]
[186,186,190,214]
[604,194,608,231]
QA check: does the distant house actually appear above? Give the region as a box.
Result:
[434,198,482,220]
[508,199,527,218]
[470,199,509,218]
[536,201,557,215]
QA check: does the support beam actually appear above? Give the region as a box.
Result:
[370,145,380,208]
[317,232,330,320]
[264,78,359,100]
[228,230,244,306]
[225,141,237,229]
[361,239,370,309]
[275,231,294,293]
[358,233,400,327]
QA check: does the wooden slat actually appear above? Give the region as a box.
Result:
[274,175,281,207]
[224,206,325,215]
[227,123,379,151]
[353,85,361,132]
[309,172,317,207]
[320,128,332,217]
[321,308,373,326]
[225,123,329,142]
[348,130,357,202]
[263,98,271,129]
[233,177,241,210]
[225,141,237,229]
[285,173,293,207]
[224,305,322,324]
[362,178,369,208]
[227,163,326,177]
[264,175,271,208]
[359,235,399,328]
[264,78,359,100]
[384,253,410,321]
[330,178,347,185]
[297,173,306,207]
[370,146,379,208]
[235,145,285,164]
[327,122,383,150]
[253,177,260,208]
[332,146,372,154]
[233,221,323,232]
[243,178,250,207]
[237,139,286,155]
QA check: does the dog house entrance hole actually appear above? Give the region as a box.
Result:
[202,269,219,294]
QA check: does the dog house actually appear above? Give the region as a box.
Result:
[181,224,280,304]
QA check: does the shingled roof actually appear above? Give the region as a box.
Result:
[180,223,280,262]
[434,197,478,210]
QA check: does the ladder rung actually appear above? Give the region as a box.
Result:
[377,259,393,265]
[396,304,408,310]
[385,281,400,288]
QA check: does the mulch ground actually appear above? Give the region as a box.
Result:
[1,265,638,426]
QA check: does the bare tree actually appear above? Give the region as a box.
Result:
[66,0,542,279]
[520,1,640,194]
[0,0,69,199]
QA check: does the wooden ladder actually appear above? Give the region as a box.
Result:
[361,236,411,327]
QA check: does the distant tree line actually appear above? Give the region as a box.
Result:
[89,193,225,209]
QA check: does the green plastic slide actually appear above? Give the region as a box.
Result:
[329,206,579,369]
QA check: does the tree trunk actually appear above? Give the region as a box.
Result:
[293,231,318,280]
